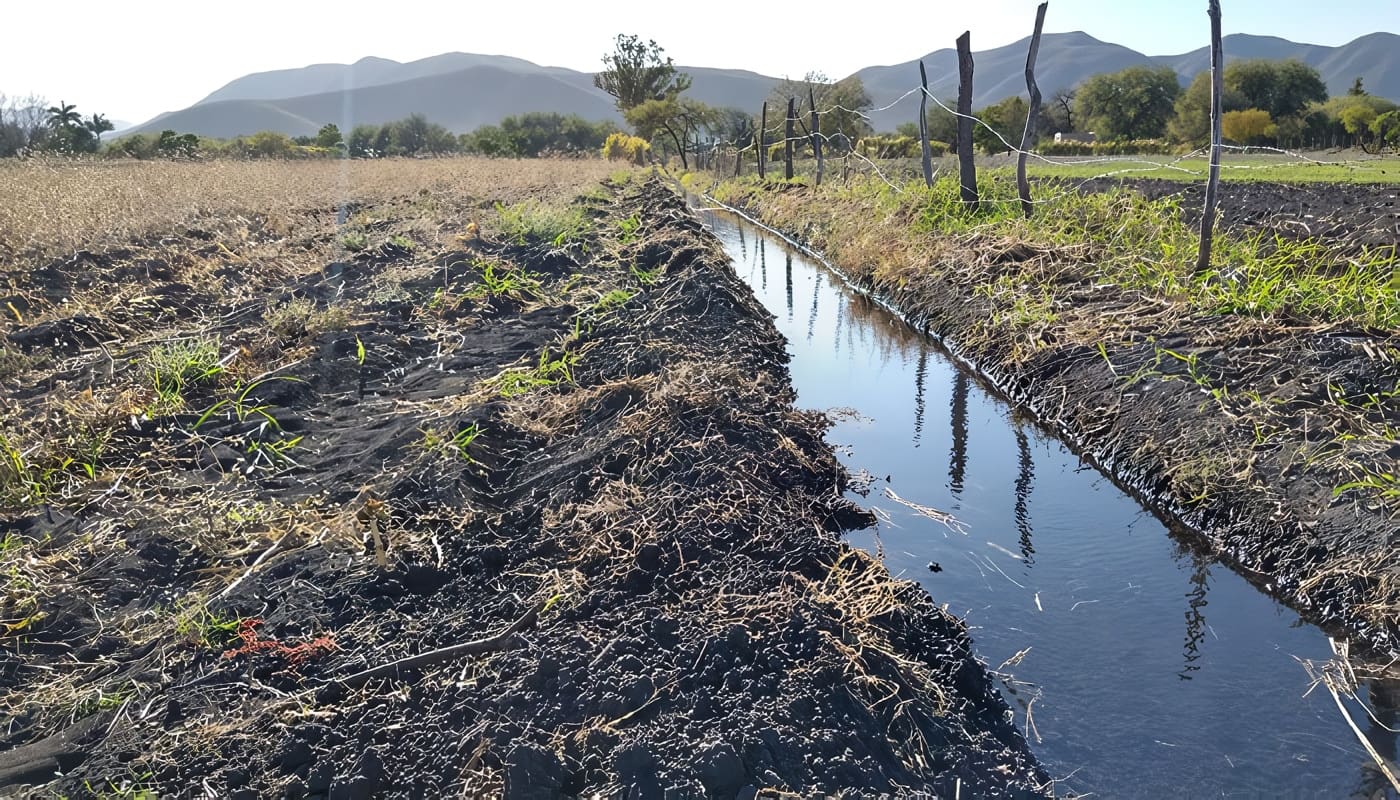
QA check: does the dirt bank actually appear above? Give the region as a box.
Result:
[0,176,1046,797]
[705,176,1398,663]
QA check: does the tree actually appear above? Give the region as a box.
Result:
[972,96,1029,154]
[247,130,295,158]
[0,94,52,156]
[156,130,200,158]
[1048,88,1076,132]
[767,72,873,151]
[594,34,691,112]
[45,101,81,131]
[1221,109,1274,145]
[1221,59,1326,121]
[347,124,378,157]
[1349,77,1367,97]
[1340,103,1379,149]
[1075,66,1181,140]
[1372,111,1400,150]
[1168,71,1247,144]
[624,96,715,168]
[84,114,114,147]
[315,123,343,149]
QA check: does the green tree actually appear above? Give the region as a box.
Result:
[45,101,81,131]
[247,130,295,158]
[460,125,514,157]
[1349,77,1366,96]
[315,123,343,149]
[1168,71,1247,144]
[347,124,378,157]
[972,96,1029,154]
[1220,59,1326,121]
[1372,111,1400,149]
[1074,66,1181,140]
[594,34,692,112]
[156,130,200,158]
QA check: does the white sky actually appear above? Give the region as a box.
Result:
[5,0,1397,124]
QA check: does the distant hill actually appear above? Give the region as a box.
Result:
[124,32,1400,139]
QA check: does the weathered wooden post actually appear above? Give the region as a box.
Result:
[918,60,934,188]
[1196,0,1223,273]
[785,97,796,180]
[1017,2,1048,218]
[810,86,823,186]
[759,102,768,179]
[956,31,978,209]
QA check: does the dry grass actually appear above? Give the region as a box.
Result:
[0,156,618,261]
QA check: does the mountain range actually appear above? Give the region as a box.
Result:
[123,31,1400,139]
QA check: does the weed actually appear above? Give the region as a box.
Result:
[417,423,482,463]
[495,200,591,248]
[266,298,351,340]
[146,337,224,413]
[466,259,541,301]
[173,602,243,648]
[630,261,662,286]
[491,348,577,398]
[594,289,635,313]
[616,213,642,245]
[194,377,300,430]
[388,234,415,252]
[340,229,369,251]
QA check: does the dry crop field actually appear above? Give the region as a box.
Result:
[0,158,1045,797]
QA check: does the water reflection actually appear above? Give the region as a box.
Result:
[949,372,969,497]
[1014,427,1036,566]
[913,345,929,447]
[807,276,820,343]
[1179,551,1212,681]
[759,238,767,291]
[784,250,794,322]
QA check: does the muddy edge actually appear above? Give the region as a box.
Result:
[0,178,1046,797]
[703,180,1398,662]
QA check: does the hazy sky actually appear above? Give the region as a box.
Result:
[4,0,1396,124]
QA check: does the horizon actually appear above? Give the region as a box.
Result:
[4,0,1397,125]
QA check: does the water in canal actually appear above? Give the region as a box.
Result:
[696,206,1398,799]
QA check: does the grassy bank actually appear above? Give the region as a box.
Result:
[697,169,1398,657]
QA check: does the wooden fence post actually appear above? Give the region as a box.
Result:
[785,97,796,180]
[759,102,767,179]
[810,86,823,186]
[1196,0,1223,273]
[918,60,934,188]
[956,31,978,209]
[1017,2,1048,218]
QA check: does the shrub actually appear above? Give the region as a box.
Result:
[602,132,649,165]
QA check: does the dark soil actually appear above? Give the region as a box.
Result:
[0,179,1046,797]
[1073,178,1400,254]
[714,179,1400,662]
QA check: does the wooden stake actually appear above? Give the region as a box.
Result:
[785,97,796,181]
[1197,0,1224,273]
[1017,2,1048,218]
[810,86,823,186]
[956,31,978,209]
[918,60,934,188]
[759,101,767,179]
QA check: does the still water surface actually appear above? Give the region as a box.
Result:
[698,207,1397,799]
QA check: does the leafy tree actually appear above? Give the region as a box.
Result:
[315,123,343,149]
[84,114,114,147]
[1221,59,1326,121]
[247,130,295,158]
[1349,77,1366,97]
[156,130,200,158]
[1221,108,1274,145]
[460,125,514,157]
[594,34,692,112]
[1372,111,1400,149]
[713,107,755,150]
[1074,66,1180,140]
[347,124,378,157]
[924,101,959,149]
[1340,103,1379,145]
[0,94,52,156]
[972,96,1028,154]
[1168,71,1247,144]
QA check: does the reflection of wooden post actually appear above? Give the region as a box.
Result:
[1196,0,1223,273]
[759,102,767,179]
[1017,2,1048,218]
[784,97,796,180]
[956,31,978,209]
[918,60,933,187]
[810,86,823,185]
